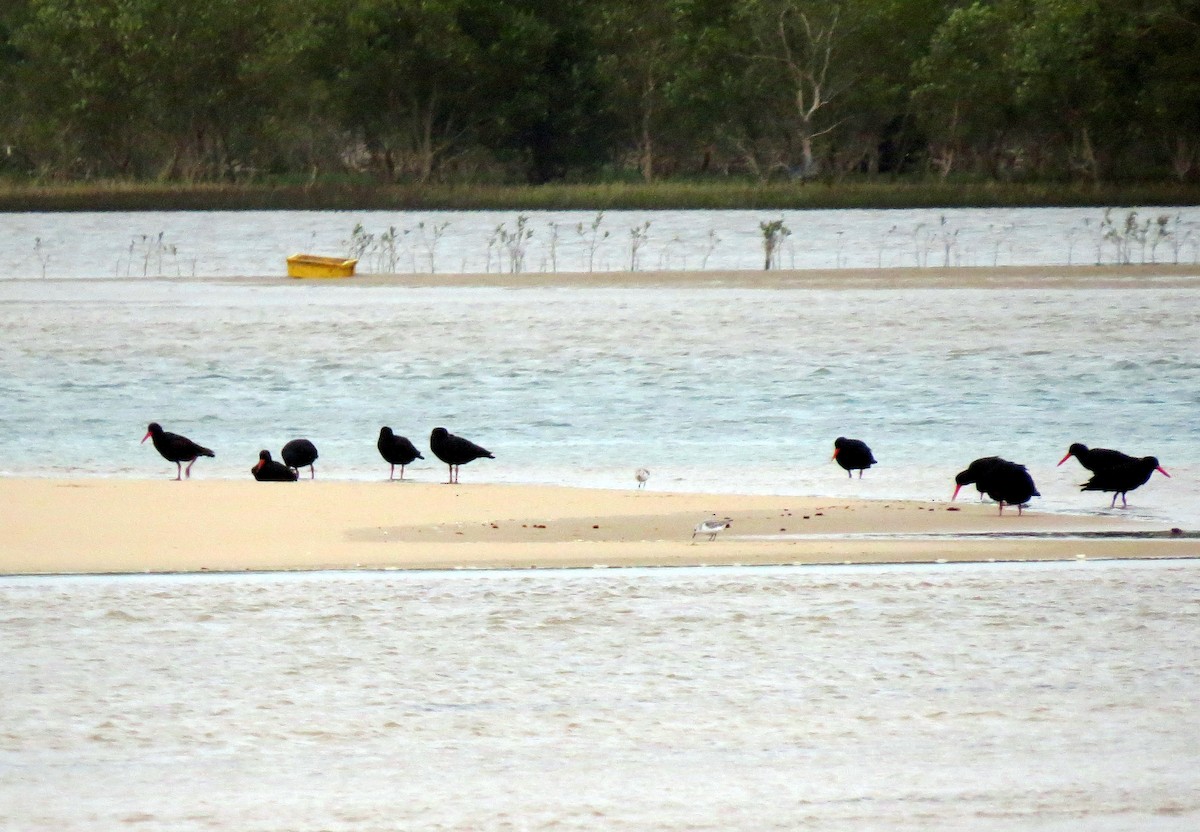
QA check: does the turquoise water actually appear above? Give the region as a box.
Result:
[0,273,1195,525]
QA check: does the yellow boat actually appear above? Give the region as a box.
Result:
[286,254,358,278]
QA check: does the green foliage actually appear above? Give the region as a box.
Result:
[0,0,1197,186]
[2,177,1199,212]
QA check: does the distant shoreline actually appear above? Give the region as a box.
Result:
[2,478,1193,576]
[3,180,1200,213]
[9,263,1197,290]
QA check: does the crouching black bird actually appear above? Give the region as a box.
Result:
[953,457,1039,515]
[832,437,876,478]
[252,450,298,482]
[430,427,494,484]
[378,427,423,481]
[1081,456,1170,508]
[142,422,215,480]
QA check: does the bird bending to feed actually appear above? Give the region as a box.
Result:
[1057,443,1134,473]
[281,438,318,479]
[430,427,494,484]
[1080,456,1169,508]
[252,450,298,482]
[951,456,1004,502]
[142,422,214,480]
[953,457,1039,515]
[832,437,876,478]
[377,427,423,481]
[636,468,650,489]
[692,516,733,542]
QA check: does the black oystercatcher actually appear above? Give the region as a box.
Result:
[377,427,423,481]
[430,427,494,484]
[832,437,876,478]
[953,457,1039,515]
[951,456,1004,502]
[141,422,214,480]
[1057,443,1134,472]
[1080,456,1170,508]
[252,450,298,482]
[281,438,319,479]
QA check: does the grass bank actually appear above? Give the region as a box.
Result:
[1,179,1199,212]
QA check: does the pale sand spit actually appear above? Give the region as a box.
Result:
[1,478,1193,575]
[129,262,1199,290]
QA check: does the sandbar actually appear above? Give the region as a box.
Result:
[0,478,1193,575]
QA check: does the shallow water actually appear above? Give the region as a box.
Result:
[1,561,1197,831]
[0,274,1195,525]
[3,206,1199,829]
[5,206,1199,279]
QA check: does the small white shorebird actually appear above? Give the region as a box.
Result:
[635,468,650,489]
[692,516,732,542]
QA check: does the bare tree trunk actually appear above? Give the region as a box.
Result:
[931,145,955,179]
[799,130,815,176]
[1074,126,1100,183]
[772,6,840,179]
[931,102,959,179]
[1171,135,1195,182]
[638,73,657,182]
[418,106,435,184]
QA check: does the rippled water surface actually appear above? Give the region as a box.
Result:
[3,207,1199,829]
[4,206,1199,278]
[2,561,1197,831]
[0,273,1196,525]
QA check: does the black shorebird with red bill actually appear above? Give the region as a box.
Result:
[252,450,298,482]
[1081,456,1170,508]
[1057,443,1133,473]
[430,427,493,484]
[953,457,1039,515]
[832,437,876,478]
[281,438,318,479]
[378,427,423,481]
[142,422,214,480]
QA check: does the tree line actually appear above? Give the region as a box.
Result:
[1,0,1197,186]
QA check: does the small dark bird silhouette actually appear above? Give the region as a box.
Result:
[1081,456,1170,508]
[377,427,423,481]
[832,437,876,478]
[141,422,214,480]
[252,450,298,482]
[430,427,494,484]
[1057,443,1134,473]
[281,438,319,479]
[953,457,1039,515]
